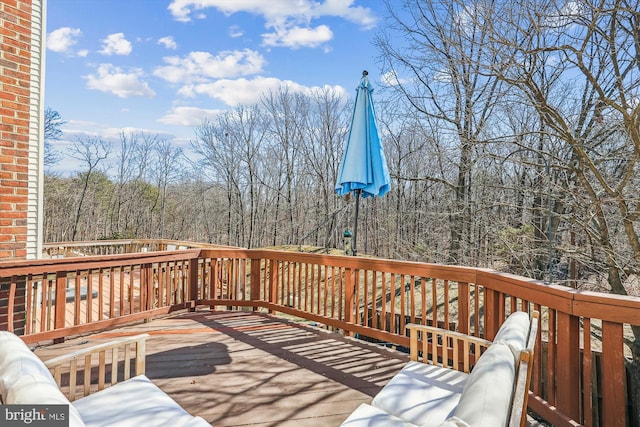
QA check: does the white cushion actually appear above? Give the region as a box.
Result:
[183,417,213,426]
[493,311,529,351]
[340,403,420,427]
[6,373,85,427]
[371,361,466,427]
[453,343,516,427]
[0,332,207,427]
[73,375,206,427]
[438,417,471,427]
[0,331,57,401]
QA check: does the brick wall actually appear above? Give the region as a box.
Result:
[0,0,32,260]
[0,0,33,333]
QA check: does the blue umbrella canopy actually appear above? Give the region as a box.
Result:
[335,71,390,255]
[335,71,391,198]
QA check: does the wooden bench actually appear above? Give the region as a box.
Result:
[340,310,539,427]
[0,332,210,427]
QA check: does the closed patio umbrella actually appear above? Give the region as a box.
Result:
[335,71,391,256]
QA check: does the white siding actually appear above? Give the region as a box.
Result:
[27,0,47,259]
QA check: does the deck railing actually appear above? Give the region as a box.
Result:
[42,239,231,257]
[2,244,639,427]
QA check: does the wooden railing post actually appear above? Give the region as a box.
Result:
[601,321,626,427]
[54,271,67,342]
[483,288,501,340]
[139,265,146,312]
[268,259,278,313]
[142,263,153,311]
[344,268,356,336]
[6,276,17,333]
[556,312,581,422]
[250,258,262,311]
[458,281,470,335]
[188,258,199,310]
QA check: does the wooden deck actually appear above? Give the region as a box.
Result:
[33,309,410,427]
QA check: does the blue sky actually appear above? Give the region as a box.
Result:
[45,0,386,168]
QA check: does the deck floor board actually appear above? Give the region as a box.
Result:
[34,310,410,426]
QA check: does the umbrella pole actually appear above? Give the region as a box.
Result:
[352,189,361,256]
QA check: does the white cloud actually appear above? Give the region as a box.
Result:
[433,68,453,83]
[313,0,377,29]
[47,121,180,177]
[61,120,177,142]
[153,49,266,83]
[168,0,266,23]
[158,36,178,49]
[177,76,348,107]
[99,33,133,56]
[229,25,244,38]
[380,71,406,87]
[544,1,584,29]
[167,0,377,48]
[77,49,89,57]
[47,27,82,53]
[169,0,376,27]
[159,106,224,126]
[262,25,333,48]
[84,64,156,98]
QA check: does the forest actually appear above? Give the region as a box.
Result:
[44,0,640,305]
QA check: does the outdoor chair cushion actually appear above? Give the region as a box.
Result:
[6,373,86,427]
[438,417,471,427]
[73,374,210,427]
[340,311,532,427]
[370,361,467,427]
[340,403,420,427]
[340,404,472,427]
[452,342,517,427]
[492,311,530,351]
[0,331,57,402]
[0,331,210,427]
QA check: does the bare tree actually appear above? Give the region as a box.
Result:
[304,87,351,249]
[479,0,640,287]
[377,0,505,264]
[67,136,112,241]
[43,175,76,241]
[193,106,266,248]
[106,132,157,238]
[262,87,309,245]
[193,120,233,245]
[470,0,640,414]
[151,139,184,237]
[44,108,65,167]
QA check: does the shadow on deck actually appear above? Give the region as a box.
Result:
[34,310,410,427]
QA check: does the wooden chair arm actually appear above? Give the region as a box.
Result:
[406,323,491,373]
[44,333,149,401]
[509,349,534,427]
